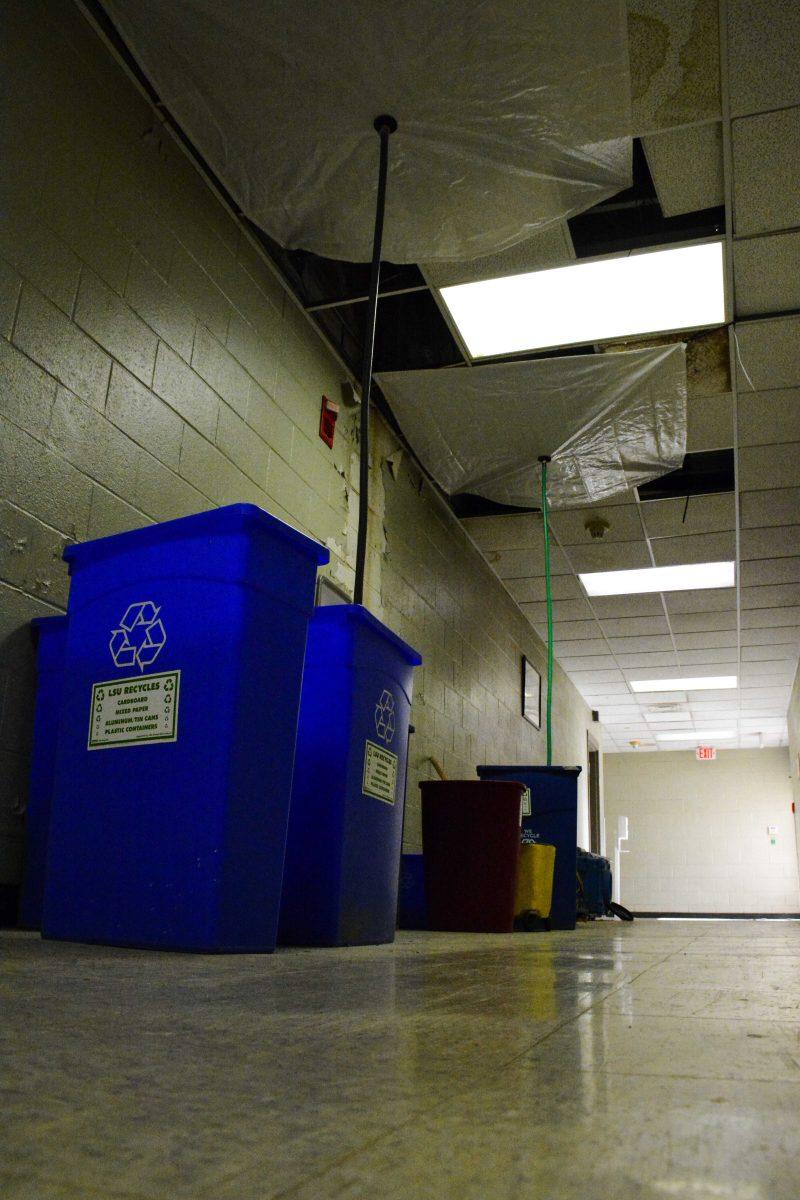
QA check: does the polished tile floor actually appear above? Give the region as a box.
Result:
[3,920,800,1199]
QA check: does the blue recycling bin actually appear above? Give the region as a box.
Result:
[42,504,328,952]
[477,764,582,930]
[279,606,421,946]
[397,853,427,930]
[19,616,69,929]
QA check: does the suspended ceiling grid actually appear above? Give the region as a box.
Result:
[463,0,800,751]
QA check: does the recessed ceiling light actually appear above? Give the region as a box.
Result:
[656,730,736,741]
[630,676,737,692]
[579,561,734,597]
[439,240,726,358]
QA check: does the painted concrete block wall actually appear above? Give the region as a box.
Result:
[604,748,800,913]
[0,0,599,892]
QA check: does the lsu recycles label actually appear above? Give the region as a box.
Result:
[88,671,180,749]
[362,740,398,804]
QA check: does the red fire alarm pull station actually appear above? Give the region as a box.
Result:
[319,395,339,448]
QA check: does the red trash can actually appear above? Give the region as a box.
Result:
[420,780,524,933]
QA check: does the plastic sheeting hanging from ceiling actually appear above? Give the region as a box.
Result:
[375,345,687,510]
[100,0,632,263]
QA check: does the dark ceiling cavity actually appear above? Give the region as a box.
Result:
[637,449,735,502]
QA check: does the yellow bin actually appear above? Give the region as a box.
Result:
[515,842,556,920]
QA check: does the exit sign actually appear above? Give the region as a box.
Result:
[696,746,716,761]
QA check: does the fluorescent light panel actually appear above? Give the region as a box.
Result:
[630,676,738,692]
[579,561,734,597]
[656,730,736,741]
[439,240,726,357]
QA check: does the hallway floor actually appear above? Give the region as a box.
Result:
[3,920,800,1199]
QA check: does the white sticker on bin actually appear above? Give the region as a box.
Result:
[88,671,180,749]
[363,740,399,804]
[521,788,532,818]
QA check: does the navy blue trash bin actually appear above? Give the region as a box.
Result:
[477,765,581,930]
[397,853,427,930]
[19,616,69,929]
[42,505,328,952]
[279,605,421,946]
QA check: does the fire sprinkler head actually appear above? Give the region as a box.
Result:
[585,516,611,540]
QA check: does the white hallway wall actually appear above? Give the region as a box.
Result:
[604,748,800,913]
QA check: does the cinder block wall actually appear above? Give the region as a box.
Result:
[0,0,599,894]
[604,748,800,913]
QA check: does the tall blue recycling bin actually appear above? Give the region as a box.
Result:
[279,605,421,946]
[41,505,328,952]
[477,765,582,930]
[19,615,69,929]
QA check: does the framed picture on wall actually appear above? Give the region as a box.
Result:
[522,656,541,729]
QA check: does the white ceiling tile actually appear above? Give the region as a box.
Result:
[740,526,800,560]
[590,594,665,619]
[668,610,737,632]
[567,669,626,686]
[674,631,737,649]
[641,493,735,539]
[422,220,574,288]
[732,107,800,236]
[740,583,800,609]
[462,513,540,552]
[613,651,678,668]
[556,654,616,671]
[650,532,736,564]
[665,588,736,614]
[608,635,676,653]
[740,625,800,646]
[553,639,609,657]
[490,545,570,579]
[677,647,738,665]
[734,232,800,318]
[599,615,670,639]
[506,575,582,603]
[741,606,800,628]
[740,488,800,529]
[739,443,800,490]
[689,700,740,714]
[551,619,604,641]
[624,690,688,705]
[728,0,800,117]
[737,389,800,448]
[741,644,799,664]
[520,599,595,624]
[734,316,800,390]
[627,0,720,132]
[740,662,797,683]
[642,123,724,217]
[561,540,651,573]
[740,685,792,701]
[738,717,791,731]
[579,682,633,698]
[549,504,643,546]
[687,392,734,453]
[740,557,800,586]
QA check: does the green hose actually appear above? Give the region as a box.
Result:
[539,457,553,766]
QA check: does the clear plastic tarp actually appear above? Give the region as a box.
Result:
[376,346,687,509]
[101,0,632,263]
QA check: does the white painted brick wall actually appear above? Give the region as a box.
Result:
[0,0,599,888]
[604,748,800,913]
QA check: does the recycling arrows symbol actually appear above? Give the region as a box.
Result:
[109,601,167,673]
[375,689,396,744]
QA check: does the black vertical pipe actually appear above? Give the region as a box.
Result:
[353,114,397,607]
